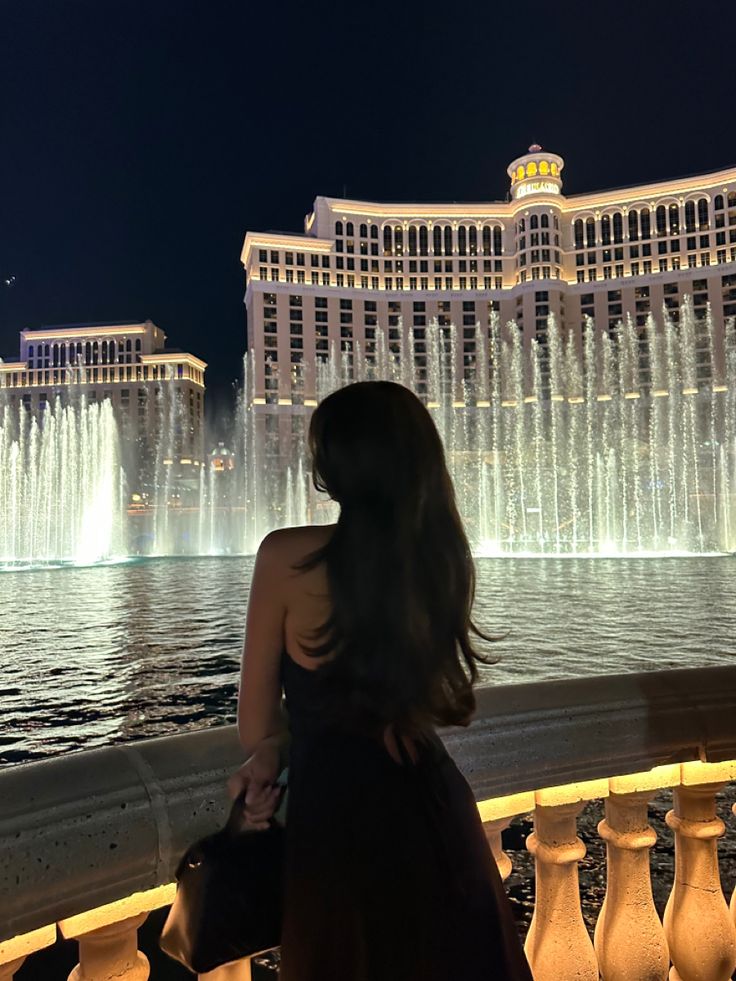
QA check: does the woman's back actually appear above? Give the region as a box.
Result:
[233,383,532,980]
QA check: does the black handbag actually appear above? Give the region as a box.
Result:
[160,773,288,974]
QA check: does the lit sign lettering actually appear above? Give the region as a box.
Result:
[515,180,560,199]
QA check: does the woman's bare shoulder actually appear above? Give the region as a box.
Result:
[258,524,335,564]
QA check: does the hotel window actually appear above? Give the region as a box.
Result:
[458,226,467,256]
[586,218,595,248]
[640,209,651,239]
[685,201,696,233]
[335,221,343,236]
[259,249,267,262]
[698,198,709,230]
[669,204,680,234]
[613,212,624,244]
[285,252,293,265]
[629,211,639,241]
[444,226,453,256]
[601,215,611,245]
[656,206,667,236]
[322,273,330,285]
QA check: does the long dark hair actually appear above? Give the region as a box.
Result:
[295,381,493,734]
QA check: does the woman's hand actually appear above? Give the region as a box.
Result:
[227,737,282,830]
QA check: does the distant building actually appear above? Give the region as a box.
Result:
[0,320,207,493]
[241,145,736,406]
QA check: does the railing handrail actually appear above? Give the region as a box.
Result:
[3,663,736,942]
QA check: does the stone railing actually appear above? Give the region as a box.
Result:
[2,664,736,980]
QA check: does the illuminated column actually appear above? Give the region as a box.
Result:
[525,800,598,980]
[594,790,668,980]
[664,783,736,981]
[483,817,513,881]
[66,913,149,981]
[0,958,26,981]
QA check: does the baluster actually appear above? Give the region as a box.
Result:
[66,912,149,981]
[595,790,668,980]
[0,957,25,981]
[484,817,513,881]
[664,781,736,981]
[525,799,598,980]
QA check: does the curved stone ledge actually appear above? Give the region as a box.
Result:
[3,663,736,942]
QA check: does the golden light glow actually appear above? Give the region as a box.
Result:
[596,394,613,401]
[624,392,641,399]
[524,396,538,403]
[551,163,559,176]
[609,763,682,795]
[568,396,584,404]
[277,398,292,405]
[253,397,266,405]
[476,399,491,407]
[550,394,565,402]
[452,400,465,407]
[58,883,176,939]
[539,161,549,175]
[304,398,318,407]
[179,458,192,465]
[682,386,698,395]
[501,399,518,407]
[141,353,207,370]
[0,923,57,963]
[23,325,149,341]
[653,389,669,397]
[713,384,728,392]
[478,791,535,823]
[680,759,736,786]
[536,777,610,807]
[527,162,538,177]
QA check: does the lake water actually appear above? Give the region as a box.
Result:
[2,555,735,766]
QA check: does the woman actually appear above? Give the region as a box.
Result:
[228,381,532,981]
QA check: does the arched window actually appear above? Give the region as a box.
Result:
[685,200,696,232]
[574,219,584,249]
[335,221,343,236]
[530,214,539,229]
[370,224,378,239]
[60,346,66,367]
[408,226,417,255]
[728,192,736,208]
[110,341,116,362]
[394,226,403,255]
[629,210,639,241]
[518,218,526,232]
[669,204,680,235]
[135,338,141,352]
[28,344,33,358]
[101,340,108,363]
[601,215,611,245]
[540,214,549,228]
[640,208,651,239]
[698,198,709,229]
[714,195,724,211]
[125,339,132,353]
[383,226,392,254]
[85,342,92,363]
[458,225,467,256]
[468,226,477,255]
[52,344,59,367]
[483,226,492,254]
[346,222,354,236]
[493,226,502,254]
[656,205,667,236]
[613,212,623,244]
[444,225,453,255]
[419,226,428,255]
[586,217,595,248]
[433,226,442,254]
[359,223,368,237]
[92,341,99,365]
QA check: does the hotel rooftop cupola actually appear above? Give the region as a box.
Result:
[507,144,565,200]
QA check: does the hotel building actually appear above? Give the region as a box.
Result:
[0,320,207,489]
[241,145,736,407]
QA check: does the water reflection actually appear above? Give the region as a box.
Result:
[1,556,735,765]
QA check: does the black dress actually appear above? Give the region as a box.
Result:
[279,652,532,981]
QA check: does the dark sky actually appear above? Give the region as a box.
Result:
[2,0,735,415]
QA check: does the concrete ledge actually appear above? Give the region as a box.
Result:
[3,664,736,942]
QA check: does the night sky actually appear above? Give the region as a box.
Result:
[2,0,735,417]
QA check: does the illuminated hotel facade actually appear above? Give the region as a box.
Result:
[241,145,736,407]
[0,320,207,488]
